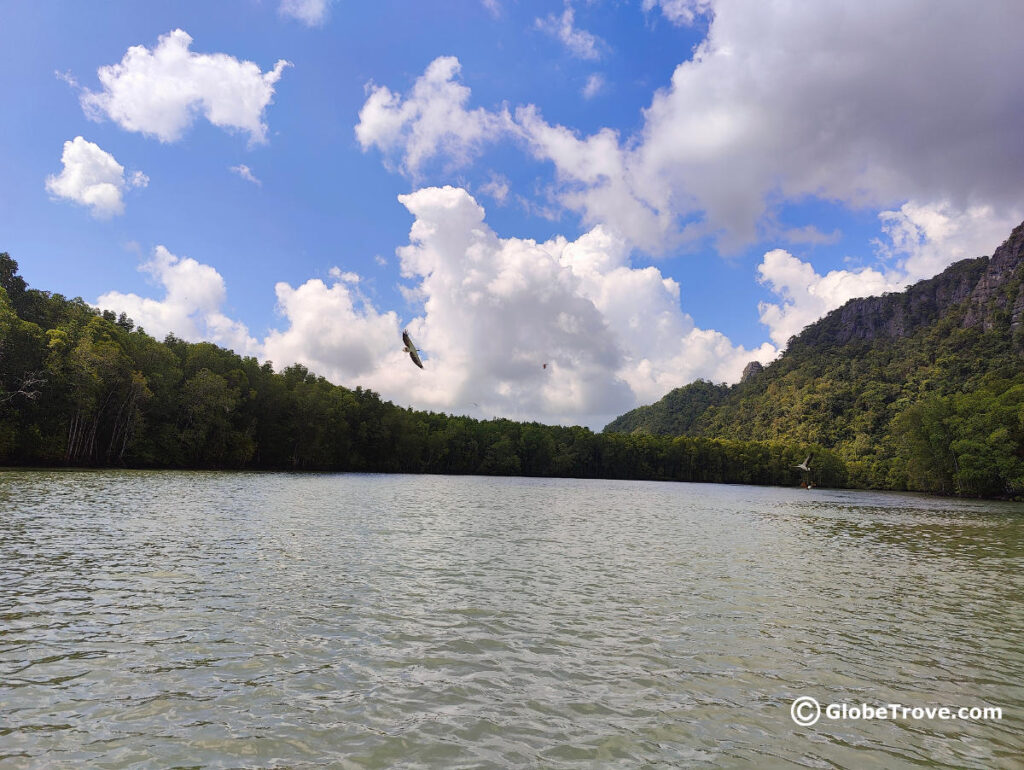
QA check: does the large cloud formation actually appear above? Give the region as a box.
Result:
[100,190,774,427]
[81,29,290,144]
[265,187,774,427]
[99,190,1016,427]
[45,136,147,218]
[357,2,1024,255]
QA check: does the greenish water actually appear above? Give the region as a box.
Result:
[1,470,1022,768]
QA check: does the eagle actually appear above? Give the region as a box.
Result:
[402,330,423,369]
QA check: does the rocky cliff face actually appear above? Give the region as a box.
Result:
[797,221,1024,349]
[962,221,1024,334]
[740,360,763,382]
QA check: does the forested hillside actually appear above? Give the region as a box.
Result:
[0,253,840,487]
[606,222,1024,498]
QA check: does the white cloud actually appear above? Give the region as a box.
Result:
[95,196,1013,427]
[263,276,400,380]
[535,5,604,60]
[267,187,774,427]
[279,0,331,26]
[641,0,712,26]
[515,104,673,253]
[355,56,513,176]
[358,4,1024,257]
[874,201,1021,281]
[97,246,260,356]
[230,164,262,186]
[328,267,360,282]
[581,73,605,99]
[54,69,79,88]
[45,136,147,219]
[481,0,501,18]
[479,173,510,205]
[756,201,1019,346]
[81,29,290,144]
[610,0,1024,251]
[96,190,778,426]
[756,251,901,347]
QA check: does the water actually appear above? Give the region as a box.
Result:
[1,470,1023,769]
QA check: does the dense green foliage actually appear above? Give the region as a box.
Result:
[0,253,837,487]
[604,228,1024,498]
[605,379,729,436]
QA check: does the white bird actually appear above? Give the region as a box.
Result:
[402,330,423,369]
[794,455,811,472]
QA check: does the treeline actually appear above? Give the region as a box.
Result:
[0,253,840,487]
[603,249,1024,499]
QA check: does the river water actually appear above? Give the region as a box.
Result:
[1,470,1022,768]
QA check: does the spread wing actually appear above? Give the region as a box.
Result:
[402,330,424,369]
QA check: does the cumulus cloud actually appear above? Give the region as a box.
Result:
[230,164,261,185]
[81,29,290,144]
[359,3,1024,256]
[267,187,774,427]
[355,56,513,176]
[263,275,400,381]
[97,246,260,356]
[535,5,604,60]
[587,0,1024,251]
[45,136,147,218]
[873,201,1021,281]
[756,201,1020,346]
[279,0,331,26]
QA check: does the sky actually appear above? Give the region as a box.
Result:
[2,0,1023,429]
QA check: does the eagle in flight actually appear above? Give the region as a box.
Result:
[402,330,424,369]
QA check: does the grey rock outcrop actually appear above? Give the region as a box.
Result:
[740,360,764,382]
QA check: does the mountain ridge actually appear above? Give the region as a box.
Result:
[604,220,1024,496]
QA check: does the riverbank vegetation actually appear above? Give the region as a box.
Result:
[0,253,843,487]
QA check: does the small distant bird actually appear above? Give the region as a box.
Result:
[542,363,548,369]
[794,455,811,472]
[402,330,423,369]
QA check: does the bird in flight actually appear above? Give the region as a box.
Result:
[794,455,811,472]
[402,330,423,369]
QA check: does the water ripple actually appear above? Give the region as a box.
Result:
[1,470,1023,768]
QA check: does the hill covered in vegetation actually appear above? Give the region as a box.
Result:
[0,253,841,487]
[605,222,1024,498]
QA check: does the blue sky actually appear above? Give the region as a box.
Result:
[3,1,1023,427]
